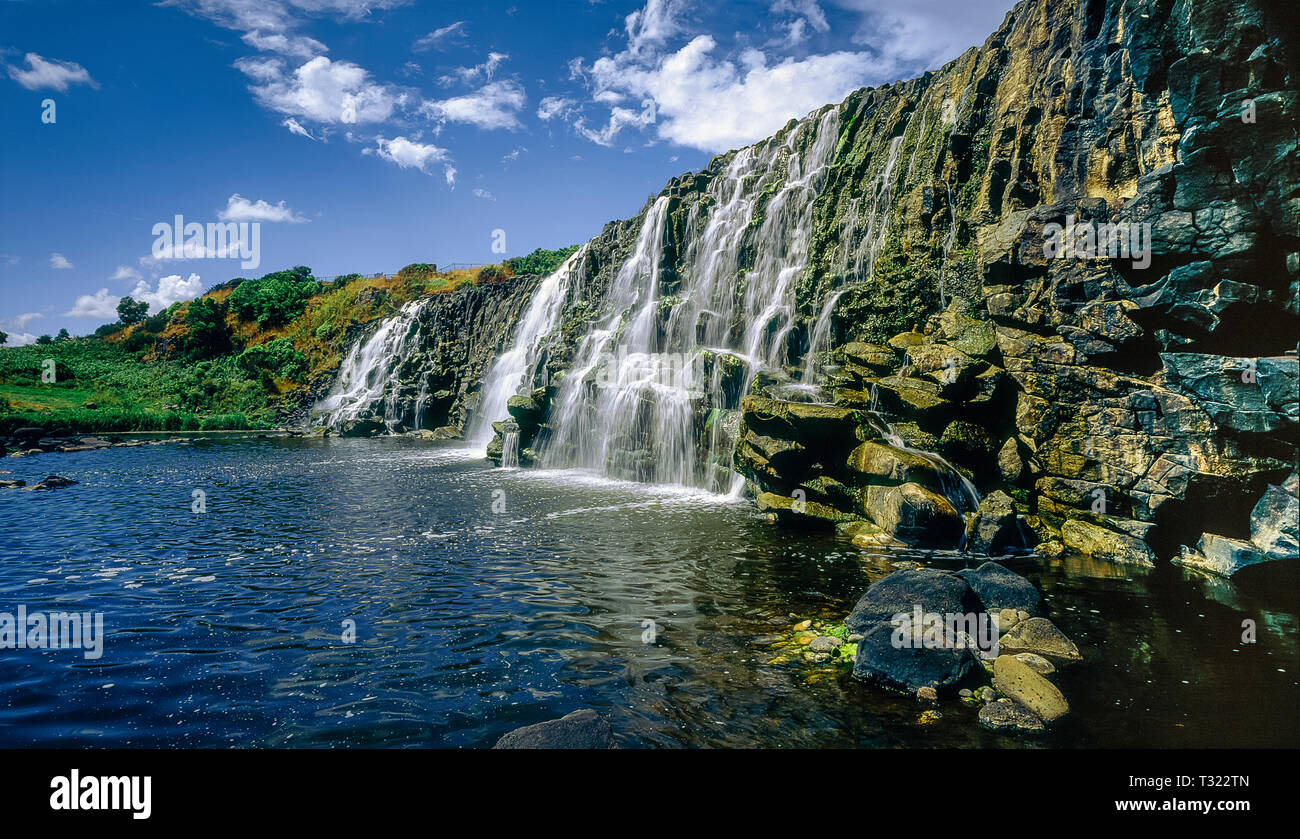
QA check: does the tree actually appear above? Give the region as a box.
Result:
[182,297,233,360]
[228,266,318,328]
[117,296,149,325]
[0,329,8,346]
[56,328,70,341]
[35,334,53,345]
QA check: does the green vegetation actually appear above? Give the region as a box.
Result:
[503,245,579,277]
[227,265,318,327]
[0,253,546,435]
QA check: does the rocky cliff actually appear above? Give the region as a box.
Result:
[349,0,1299,572]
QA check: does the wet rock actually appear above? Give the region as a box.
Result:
[916,685,938,702]
[997,437,1026,484]
[856,482,964,547]
[27,475,79,491]
[809,636,840,653]
[958,561,1042,615]
[997,617,1081,663]
[851,620,977,693]
[1248,476,1299,559]
[493,708,617,749]
[978,698,1045,732]
[0,479,25,488]
[1012,653,1056,675]
[1060,519,1156,566]
[1175,533,1272,577]
[962,492,1024,554]
[992,655,1068,722]
[844,568,981,633]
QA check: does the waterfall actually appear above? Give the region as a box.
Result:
[312,299,430,430]
[861,410,981,514]
[500,423,520,468]
[939,179,958,309]
[470,246,587,447]
[800,124,910,383]
[538,107,841,488]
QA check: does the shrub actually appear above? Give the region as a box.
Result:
[504,246,579,277]
[396,263,437,278]
[228,266,318,327]
[236,337,308,383]
[117,296,150,326]
[183,297,234,360]
[476,264,505,284]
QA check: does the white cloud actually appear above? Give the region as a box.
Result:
[439,51,508,86]
[241,30,327,58]
[624,0,689,57]
[422,80,525,130]
[413,21,467,52]
[50,253,74,269]
[110,265,142,282]
[131,273,205,313]
[236,55,405,124]
[282,117,317,139]
[3,332,37,347]
[501,146,526,163]
[472,188,495,201]
[169,0,408,57]
[364,135,455,182]
[219,193,308,223]
[537,96,576,121]
[65,288,118,319]
[6,53,98,92]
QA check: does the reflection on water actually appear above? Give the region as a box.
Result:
[0,436,1295,747]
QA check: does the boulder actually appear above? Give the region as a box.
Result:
[992,654,1069,722]
[958,561,1042,615]
[1249,477,1299,559]
[978,698,1045,732]
[856,482,963,547]
[962,491,1023,554]
[492,709,617,749]
[851,620,977,693]
[1060,519,1157,565]
[845,568,981,633]
[1175,533,1272,577]
[997,617,1081,663]
[1013,653,1056,675]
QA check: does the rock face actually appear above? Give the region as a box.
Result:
[312,0,1298,565]
[492,709,617,749]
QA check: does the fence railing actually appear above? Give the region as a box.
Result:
[314,264,493,284]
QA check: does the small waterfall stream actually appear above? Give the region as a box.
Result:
[470,246,587,447]
[313,299,430,430]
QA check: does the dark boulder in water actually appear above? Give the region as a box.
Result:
[493,709,617,749]
[844,568,981,634]
[958,561,1042,616]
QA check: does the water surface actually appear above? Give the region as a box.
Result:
[0,436,1295,747]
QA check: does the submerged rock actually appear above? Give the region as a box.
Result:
[492,709,617,749]
[978,698,1045,732]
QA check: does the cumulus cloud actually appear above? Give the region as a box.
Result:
[422,80,525,130]
[364,135,455,184]
[236,55,406,124]
[64,288,118,319]
[6,53,98,91]
[413,21,467,52]
[50,253,74,269]
[131,273,205,313]
[219,193,308,223]
[557,0,1004,153]
[3,332,37,347]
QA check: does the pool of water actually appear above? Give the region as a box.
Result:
[0,436,1295,747]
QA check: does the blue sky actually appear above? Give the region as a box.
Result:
[0,0,1013,343]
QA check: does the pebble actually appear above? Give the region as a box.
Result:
[916,686,938,702]
[793,620,812,631]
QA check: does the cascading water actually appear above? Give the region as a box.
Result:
[500,423,520,468]
[539,108,842,489]
[861,410,981,515]
[313,299,430,430]
[470,246,587,447]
